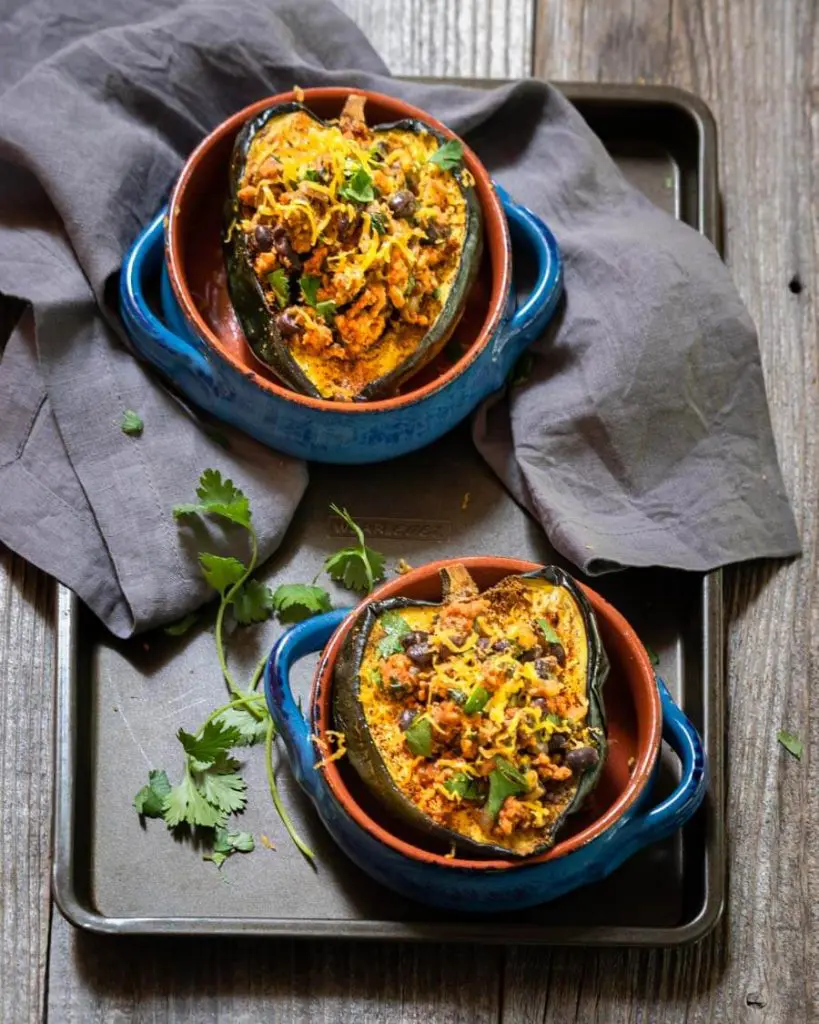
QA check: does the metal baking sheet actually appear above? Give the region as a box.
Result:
[51,82,725,945]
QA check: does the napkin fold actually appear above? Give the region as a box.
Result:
[0,0,799,636]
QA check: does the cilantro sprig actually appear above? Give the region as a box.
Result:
[323,504,386,593]
[299,274,336,323]
[136,475,388,869]
[339,164,375,203]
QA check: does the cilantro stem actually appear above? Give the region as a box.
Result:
[201,692,268,731]
[265,718,315,863]
[214,525,259,700]
[249,651,269,692]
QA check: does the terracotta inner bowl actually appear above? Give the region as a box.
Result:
[312,558,662,870]
[166,87,512,412]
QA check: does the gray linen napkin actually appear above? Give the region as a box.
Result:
[0,0,799,636]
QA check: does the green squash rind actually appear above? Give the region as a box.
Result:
[223,101,484,401]
[332,566,609,859]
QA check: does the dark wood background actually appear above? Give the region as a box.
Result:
[1,0,816,1020]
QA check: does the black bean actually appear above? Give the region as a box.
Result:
[400,631,430,650]
[387,190,417,218]
[492,638,512,653]
[518,644,544,664]
[271,225,302,271]
[254,224,274,249]
[548,732,568,754]
[547,642,566,667]
[405,643,434,668]
[566,746,599,773]
[477,637,491,651]
[398,709,416,731]
[276,312,301,337]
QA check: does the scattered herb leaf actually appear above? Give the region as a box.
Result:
[405,715,433,757]
[133,769,172,818]
[199,553,247,597]
[316,299,337,324]
[267,268,289,309]
[429,139,463,171]
[232,579,275,625]
[302,168,322,183]
[163,613,198,637]
[163,772,226,829]
[777,730,803,759]
[464,685,491,715]
[537,618,561,645]
[484,757,529,820]
[215,705,269,746]
[376,611,412,658]
[172,469,251,528]
[121,410,144,436]
[645,645,660,666]
[177,720,243,769]
[339,164,375,203]
[299,274,321,307]
[272,583,332,623]
[370,211,387,235]
[444,772,482,800]
[204,826,255,868]
[323,505,386,593]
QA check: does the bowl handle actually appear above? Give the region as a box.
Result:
[492,185,564,377]
[607,677,708,858]
[263,610,352,801]
[119,207,218,387]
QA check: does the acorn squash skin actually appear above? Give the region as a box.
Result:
[332,566,609,859]
[223,101,484,402]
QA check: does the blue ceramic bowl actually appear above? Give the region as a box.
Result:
[263,561,707,913]
[119,185,562,464]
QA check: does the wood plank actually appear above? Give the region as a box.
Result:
[334,0,534,78]
[503,1,819,1022]
[0,548,54,1024]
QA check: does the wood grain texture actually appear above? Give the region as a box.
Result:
[334,0,534,78]
[508,0,819,1022]
[0,548,54,1024]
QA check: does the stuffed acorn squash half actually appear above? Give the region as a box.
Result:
[333,565,609,858]
[224,93,483,401]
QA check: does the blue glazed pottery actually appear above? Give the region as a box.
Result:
[119,186,562,465]
[263,606,708,914]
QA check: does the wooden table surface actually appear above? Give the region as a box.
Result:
[2,0,816,1020]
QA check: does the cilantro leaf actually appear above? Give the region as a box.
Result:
[231,579,275,625]
[177,720,242,769]
[376,611,412,658]
[405,715,432,756]
[484,757,529,820]
[302,168,322,183]
[215,705,269,746]
[299,274,321,307]
[272,583,332,623]
[645,644,660,666]
[315,300,336,324]
[194,755,247,814]
[428,139,463,171]
[370,211,387,235]
[173,469,251,528]
[204,826,255,867]
[339,165,374,203]
[777,730,803,759]
[121,410,143,436]
[199,553,247,596]
[163,773,225,829]
[444,772,482,800]
[267,268,290,309]
[134,769,172,818]
[537,618,561,645]
[163,613,198,637]
[323,505,386,593]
